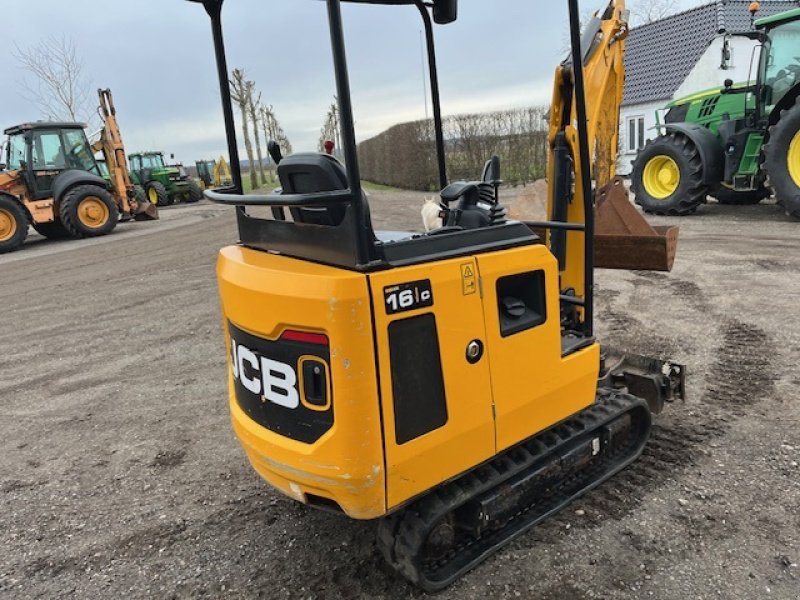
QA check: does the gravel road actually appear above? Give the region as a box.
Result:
[1,191,798,599]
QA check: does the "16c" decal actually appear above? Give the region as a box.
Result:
[383,279,434,315]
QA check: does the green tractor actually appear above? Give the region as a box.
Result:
[129,151,203,206]
[632,7,800,219]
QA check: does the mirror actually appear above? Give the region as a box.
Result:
[433,0,457,25]
[170,153,175,160]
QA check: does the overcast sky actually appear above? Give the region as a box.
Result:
[1,0,699,164]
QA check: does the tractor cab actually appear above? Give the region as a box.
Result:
[758,10,800,113]
[4,122,102,198]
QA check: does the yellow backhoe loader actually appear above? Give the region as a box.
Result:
[192,0,685,591]
[196,156,233,189]
[0,88,157,254]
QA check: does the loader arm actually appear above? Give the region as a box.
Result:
[95,89,158,220]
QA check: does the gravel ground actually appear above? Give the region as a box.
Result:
[0,191,798,599]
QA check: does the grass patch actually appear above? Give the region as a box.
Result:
[242,170,278,194]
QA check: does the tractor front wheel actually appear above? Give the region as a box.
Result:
[60,185,119,238]
[0,195,28,254]
[185,180,203,203]
[632,132,708,215]
[711,185,770,205]
[763,97,800,220]
[146,181,171,206]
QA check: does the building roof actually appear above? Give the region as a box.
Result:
[623,0,798,105]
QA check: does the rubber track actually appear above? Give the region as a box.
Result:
[377,391,651,591]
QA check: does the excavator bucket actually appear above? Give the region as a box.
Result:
[594,177,678,272]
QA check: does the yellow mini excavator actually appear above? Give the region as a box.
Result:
[192,0,685,590]
[0,88,157,254]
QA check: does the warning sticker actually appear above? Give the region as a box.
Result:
[461,263,477,295]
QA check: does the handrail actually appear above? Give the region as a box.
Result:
[204,188,355,207]
[522,220,586,232]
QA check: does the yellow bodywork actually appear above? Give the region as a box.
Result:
[218,243,599,518]
[218,245,386,519]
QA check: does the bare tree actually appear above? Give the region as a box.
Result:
[260,104,292,161]
[246,84,267,186]
[13,36,94,124]
[629,0,678,26]
[230,68,258,192]
[319,97,341,153]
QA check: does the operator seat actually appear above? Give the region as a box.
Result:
[277,153,351,226]
[276,152,412,243]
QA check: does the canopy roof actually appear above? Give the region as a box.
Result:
[4,122,87,135]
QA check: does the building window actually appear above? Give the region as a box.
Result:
[627,115,645,153]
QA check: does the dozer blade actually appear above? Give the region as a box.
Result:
[132,201,159,221]
[595,177,678,272]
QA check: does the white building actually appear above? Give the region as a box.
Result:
[618,0,798,175]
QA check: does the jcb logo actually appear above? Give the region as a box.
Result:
[231,340,299,409]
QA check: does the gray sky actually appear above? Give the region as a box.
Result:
[1,0,699,164]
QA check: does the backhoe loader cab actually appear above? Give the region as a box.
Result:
[195,160,215,187]
[0,122,119,252]
[193,0,685,590]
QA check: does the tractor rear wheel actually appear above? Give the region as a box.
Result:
[711,185,770,205]
[763,97,800,219]
[185,180,203,203]
[632,132,708,215]
[32,219,72,239]
[0,195,28,254]
[60,185,119,238]
[146,181,171,206]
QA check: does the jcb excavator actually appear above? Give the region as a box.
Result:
[0,88,157,254]
[192,0,685,590]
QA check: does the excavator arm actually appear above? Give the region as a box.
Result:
[544,0,676,301]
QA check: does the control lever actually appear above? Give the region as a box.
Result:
[268,140,283,165]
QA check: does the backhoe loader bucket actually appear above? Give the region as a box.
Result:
[594,177,678,272]
[132,199,159,221]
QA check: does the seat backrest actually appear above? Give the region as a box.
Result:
[277,153,349,226]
